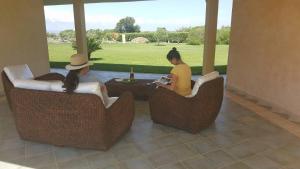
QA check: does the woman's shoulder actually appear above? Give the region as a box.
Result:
[177,63,191,69]
[79,72,103,83]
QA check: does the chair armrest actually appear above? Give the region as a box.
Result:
[35,73,65,81]
[106,91,135,141]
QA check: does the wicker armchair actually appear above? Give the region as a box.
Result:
[149,77,224,133]
[1,71,135,150]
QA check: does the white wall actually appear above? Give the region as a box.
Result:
[227,0,300,120]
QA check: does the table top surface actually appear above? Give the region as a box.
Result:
[106,78,155,86]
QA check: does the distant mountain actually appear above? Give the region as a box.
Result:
[46,19,74,33]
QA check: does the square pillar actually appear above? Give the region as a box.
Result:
[73,0,88,58]
[202,0,219,75]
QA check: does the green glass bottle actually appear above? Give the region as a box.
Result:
[130,67,135,82]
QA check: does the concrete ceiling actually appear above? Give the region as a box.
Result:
[44,0,150,5]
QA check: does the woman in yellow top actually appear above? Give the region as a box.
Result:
[157,47,192,96]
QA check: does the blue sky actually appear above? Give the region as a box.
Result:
[45,0,233,33]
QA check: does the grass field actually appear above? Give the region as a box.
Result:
[49,43,229,74]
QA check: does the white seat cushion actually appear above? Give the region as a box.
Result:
[14,79,51,91]
[106,97,119,108]
[50,81,107,106]
[3,64,34,86]
[186,71,220,98]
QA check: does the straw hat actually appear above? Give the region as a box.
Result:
[65,54,93,70]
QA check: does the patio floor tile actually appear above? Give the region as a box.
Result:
[57,157,89,169]
[112,144,142,161]
[147,149,179,168]
[203,150,236,168]
[220,162,252,169]
[242,154,282,169]
[157,162,186,169]
[182,154,217,169]
[25,142,53,158]
[85,152,118,169]
[54,147,82,163]
[22,152,56,169]
[133,139,161,154]
[185,137,219,154]
[0,146,25,162]
[119,156,154,169]
[225,139,271,159]
[167,143,197,160]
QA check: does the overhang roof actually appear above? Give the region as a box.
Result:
[44,0,150,5]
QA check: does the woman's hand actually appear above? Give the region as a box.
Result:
[155,82,164,87]
[167,74,173,78]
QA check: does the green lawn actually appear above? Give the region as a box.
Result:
[49,43,229,74]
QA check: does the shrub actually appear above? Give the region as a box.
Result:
[168,32,188,43]
[87,29,104,43]
[115,32,188,43]
[59,29,75,42]
[72,37,102,60]
[104,32,120,42]
[186,26,205,45]
[47,32,59,40]
[217,27,231,45]
[116,33,156,42]
[155,27,168,45]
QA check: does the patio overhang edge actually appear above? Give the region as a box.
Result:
[44,0,152,6]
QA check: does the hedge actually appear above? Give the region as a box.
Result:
[50,62,227,75]
[115,32,189,43]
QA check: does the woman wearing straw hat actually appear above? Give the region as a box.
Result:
[63,54,107,94]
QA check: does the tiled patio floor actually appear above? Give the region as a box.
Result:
[1,94,300,169]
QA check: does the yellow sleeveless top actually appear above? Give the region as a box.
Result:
[170,64,192,96]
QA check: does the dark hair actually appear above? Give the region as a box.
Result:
[167,47,181,61]
[63,69,82,93]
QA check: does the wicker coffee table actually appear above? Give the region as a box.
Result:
[105,79,156,100]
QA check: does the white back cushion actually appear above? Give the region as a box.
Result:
[187,71,220,98]
[3,64,34,86]
[50,81,65,92]
[14,79,51,91]
[106,97,118,108]
[76,82,103,99]
[50,81,106,106]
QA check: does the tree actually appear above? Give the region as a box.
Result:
[176,27,193,33]
[72,37,102,60]
[59,29,75,42]
[115,17,140,33]
[168,32,189,43]
[217,27,231,45]
[87,29,104,42]
[47,32,58,40]
[155,27,168,46]
[186,26,205,45]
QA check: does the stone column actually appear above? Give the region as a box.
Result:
[73,0,88,57]
[202,0,219,75]
[122,34,126,43]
